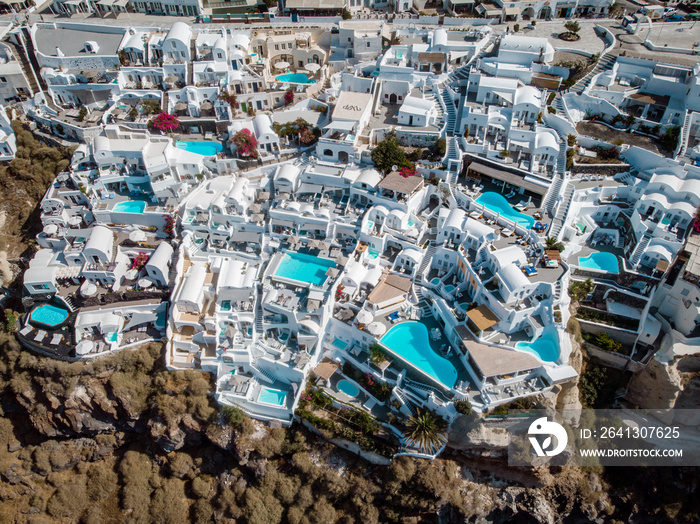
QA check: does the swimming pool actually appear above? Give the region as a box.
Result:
[275,251,336,286]
[258,387,288,406]
[578,252,619,274]
[444,285,455,293]
[430,278,441,286]
[113,200,146,213]
[366,220,375,231]
[105,332,118,343]
[381,322,458,388]
[368,251,379,259]
[175,141,223,156]
[337,380,360,398]
[515,330,560,363]
[476,192,535,229]
[332,338,348,350]
[458,302,470,311]
[29,304,70,328]
[276,73,316,84]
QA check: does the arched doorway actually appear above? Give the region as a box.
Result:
[538,6,551,18]
[522,7,534,18]
[389,93,397,104]
[338,151,349,163]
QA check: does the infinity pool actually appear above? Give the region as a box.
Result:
[578,252,619,274]
[275,252,336,286]
[175,141,224,156]
[381,322,458,388]
[337,380,360,398]
[258,387,287,406]
[29,304,69,328]
[332,338,348,350]
[113,200,146,213]
[276,73,316,84]
[515,329,560,362]
[476,192,534,228]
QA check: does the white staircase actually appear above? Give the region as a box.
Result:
[415,243,436,284]
[441,87,456,137]
[251,358,276,385]
[676,111,692,159]
[630,233,651,268]
[541,175,564,215]
[570,53,617,95]
[548,182,573,239]
[556,139,568,175]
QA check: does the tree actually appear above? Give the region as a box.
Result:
[342,8,352,19]
[220,91,239,111]
[454,399,472,415]
[564,20,581,35]
[404,408,447,455]
[545,236,565,252]
[371,132,407,173]
[568,278,594,301]
[369,343,388,364]
[567,133,577,147]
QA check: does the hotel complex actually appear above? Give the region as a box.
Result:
[9,13,700,457]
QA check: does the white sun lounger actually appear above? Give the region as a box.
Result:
[50,334,62,345]
[34,330,47,342]
[19,325,32,336]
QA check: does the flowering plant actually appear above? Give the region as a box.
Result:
[230,128,259,159]
[131,252,149,270]
[163,214,176,237]
[284,88,294,105]
[299,127,317,145]
[335,284,345,301]
[364,373,374,386]
[398,164,416,178]
[150,112,180,133]
[220,91,239,109]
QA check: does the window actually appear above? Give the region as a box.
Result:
[171,41,177,49]
[275,44,279,50]
[217,53,222,59]
[323,149,333,157]
[0,77,7,83]
[367,42,370,48]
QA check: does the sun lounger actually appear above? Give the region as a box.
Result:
[19,325,32,336]
[50,334,62,345]
[501,228,515,237]
[34,330,47,342]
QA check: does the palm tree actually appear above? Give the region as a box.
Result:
[545,237,565,252]
[404,408,447,455]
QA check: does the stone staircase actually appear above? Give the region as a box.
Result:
[569,53,617,95]
[553,281,562,300]
[548,182,573,239]
[395,388,417,416]
[326,222,336,241]
[415,243,436,284]
[451,84,468,138]
[254,282,264,334]
[676,111,692,159]
[251,357,277,385]
[630,233,651,268]
[443,137,461,184]
[4,39,39,96]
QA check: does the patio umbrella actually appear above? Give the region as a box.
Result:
[257,191,270,200]
[304,62,321,72]
[356,309,373,324]
[337,308,354,321]
[138,278,153,289]
[129,229,147,242]
[83,70,99,81]
[174,102,188,111]
[75,340,94,355]
[325,267,339,278]
[249,203,261,214]
[164,75,178,83]
[200,101,213,110]
[318,241,331,251]
[288,235,300,244]
[251,214,264,223]
[307,239,319,250]
[367,322,386,337]
[125,268,138,280]
[43,224,58,236]
[80,280,97,297]
[336,255,349,266]
[224,325,238,339]
[274,61,290,70]
[68,216,82,226]
[278,192,290,200]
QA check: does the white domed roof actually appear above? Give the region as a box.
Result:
[432,29,448,47]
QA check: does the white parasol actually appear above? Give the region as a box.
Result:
[79,280,97,297]
[43,224,58,236]
[356,309,373,325]
[129,229,147,242]
[367,322,386,337]
[274,61,290,70]
[304,63,321,72]
[75,339,94,355]
[125,269,138,280]
[138,278,153,289]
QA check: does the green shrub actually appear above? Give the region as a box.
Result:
[548,106,557,114]
[594,332,623,353]
[454,399,472,415]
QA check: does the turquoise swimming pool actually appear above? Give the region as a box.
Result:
[515,329,560,362]
[332,338,348,350]
[476,192,534,228]
[578,252,619,274]
[276,73,316,84]
[258,387,287,406]
[175,141,223,156]
[105,332,118,343]
[458,302,469,311]
[381,322,458,388]
[113,200,146,213]
[275,252,336,286]
[337,380,359,398]
[29,304,69,328]
[430,278,441,285]
[444,285,455,293]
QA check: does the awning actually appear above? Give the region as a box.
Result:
[505,6,520,15]
[466,161,548,196]
[114,0,128,6]
[97,0,115,6]
[467,304,499,331]
[314,358,339,381]
[656,259,669,271]
[298,183,324,194]
[324,120,356,132]
[492,91,514,104]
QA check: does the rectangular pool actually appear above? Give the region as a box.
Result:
[258,387,288,406]
[175,141,224,157]
[275,252,336,286]
[113,200,146,213]
[332,338,348,350]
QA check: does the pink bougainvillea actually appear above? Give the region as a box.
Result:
[163,214,176,237]
[299,127,317,145]
[284,88,294,105]
[131,252,149,270]
[398,164,417,178]
[230,128,259,159]
[150,112,180,133]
